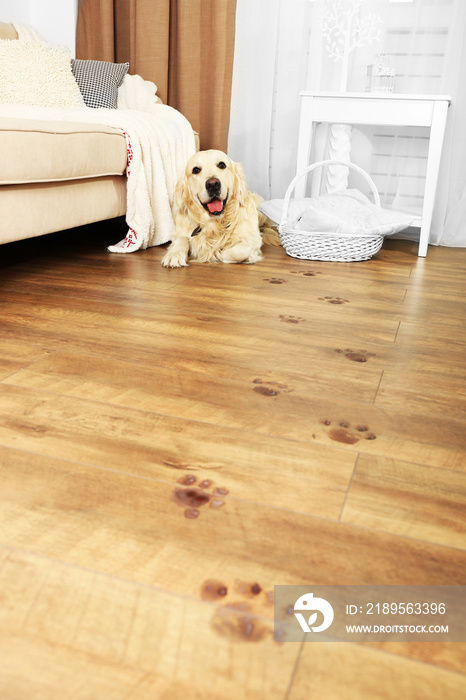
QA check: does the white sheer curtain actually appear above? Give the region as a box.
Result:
[228,0,466,247]
[437,1,466,246]
[228,0,310,201]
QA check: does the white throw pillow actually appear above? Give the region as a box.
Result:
[261,189,414,237]
[0,40,84,108]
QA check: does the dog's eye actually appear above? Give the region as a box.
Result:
[192,166,201,174]
[217,161,227,169]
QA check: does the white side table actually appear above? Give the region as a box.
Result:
[295,92,451,257]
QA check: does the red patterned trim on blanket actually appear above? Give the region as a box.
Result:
[121,131,137,247]
[123,228,138,247]
[123,131,133,177]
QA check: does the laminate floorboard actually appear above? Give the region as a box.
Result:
[0,230,465,698]
[3,358,464,469]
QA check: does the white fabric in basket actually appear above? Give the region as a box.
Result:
[261,189,414,236]
[260,198,307,228]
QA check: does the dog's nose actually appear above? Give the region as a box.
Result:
[205,177,221,194]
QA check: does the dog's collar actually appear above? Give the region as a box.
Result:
[191,226,201,237]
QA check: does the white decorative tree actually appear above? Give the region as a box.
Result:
[322,0,382,92]
[320,0,382,194]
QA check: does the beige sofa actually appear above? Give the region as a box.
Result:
[0,115,128,246]
[0,23,128,245]
[0,22,197,247]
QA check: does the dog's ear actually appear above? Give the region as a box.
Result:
[230,160,248,207]
[174,174,190,217]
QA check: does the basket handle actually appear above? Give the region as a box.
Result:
[279,159,381,230]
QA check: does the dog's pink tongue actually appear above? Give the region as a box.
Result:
[207,198,223,213]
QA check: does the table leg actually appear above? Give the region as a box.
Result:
[311,123,328,197]
[418,101,449,257]
[295,96,315,199]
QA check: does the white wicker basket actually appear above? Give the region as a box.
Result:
[279,159,384,262]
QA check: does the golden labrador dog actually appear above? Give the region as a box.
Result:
[161,149,279,267]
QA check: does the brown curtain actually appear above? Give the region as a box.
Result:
[76,0,237,152]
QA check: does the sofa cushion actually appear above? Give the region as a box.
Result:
[1,177,127,245]
[71,59,130,109]
[0,117,128,184]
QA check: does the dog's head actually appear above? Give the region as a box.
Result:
[175,149,247,220]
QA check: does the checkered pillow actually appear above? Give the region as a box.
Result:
[71,59,129,109]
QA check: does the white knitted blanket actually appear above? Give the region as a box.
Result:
[1,24,196,251]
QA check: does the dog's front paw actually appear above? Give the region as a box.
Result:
[161,250,189,268]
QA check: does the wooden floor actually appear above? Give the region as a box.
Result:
[0,220,465,699]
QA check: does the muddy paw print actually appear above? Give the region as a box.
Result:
[321,419,376,445]
[264,278,286,284]
[252,378,293,396]
[172,475,229,519]
[318,296,349,305]
[290,270,321,277]
[202,578,275,643]
[279,314,305,324]
[335,348,376,363]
